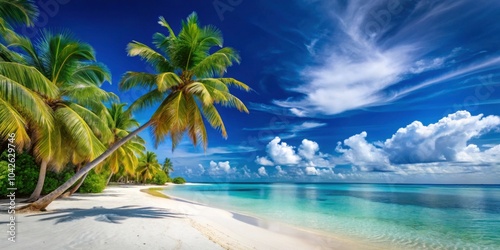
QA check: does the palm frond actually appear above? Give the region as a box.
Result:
[0,43,25,63]
[126,88,164,114]
[186,95,208,148]
[156,72,181,92]
[218,77,251,91]
[0,0,38,27]
[119,71,157,91]
[201,103,227,138]
[0,61,58,97]
[32,121,61,165]
[0,74,54,128]
[66,102,113,144]
[127,41,172,72]
[41,33,95,84]
[0,97,30,149]
[186,82,213,105]
[70,61,111,86]
[61,83,117,105]
[151,91,188,147]
[55,105,106,160]
[191,47,239,77]
[157,16,176,39]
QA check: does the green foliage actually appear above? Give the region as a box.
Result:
[172,177,186,184]
[0,151,73,197]
[151,170,168,185]
[119,12,250,150]
[79,169,107,193]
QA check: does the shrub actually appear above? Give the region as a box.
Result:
[0,151,80,198]
[172,177,186,184]
[0,161,9,197]
[151,171,168,185]
[78,169,108,193]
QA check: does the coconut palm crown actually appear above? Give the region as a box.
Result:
[120,12,250,150]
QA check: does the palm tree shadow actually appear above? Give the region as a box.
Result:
[27,205,184,224]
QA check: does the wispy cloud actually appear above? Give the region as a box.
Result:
[270,0,500,117]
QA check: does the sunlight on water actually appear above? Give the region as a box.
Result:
[164,183,500,249]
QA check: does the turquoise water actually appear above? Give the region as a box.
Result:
[164,183,500,249]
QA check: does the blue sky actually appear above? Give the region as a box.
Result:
[35,0,500,183]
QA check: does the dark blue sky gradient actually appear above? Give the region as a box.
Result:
[34,0,500,183]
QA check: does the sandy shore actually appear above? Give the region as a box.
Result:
[0,185,377,250]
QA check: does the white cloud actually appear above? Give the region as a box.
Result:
[274,46,410,115]
[305,166,320,176]
[256,137,332,176]
[272,1,500,116]
[208,161,235,175]
[336,131,392,171]
[335,111,500,173]
[258,137,331,167]
[384,111,500,163]
[456,144,500,163]
[291,122,326,132]
[258,167,268,176]
[255,156,274,166]
[298,139,320,160]
[275,166,287,176]
[266,137,301,165]
[290,108,307,117]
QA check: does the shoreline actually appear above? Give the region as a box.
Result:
[0,185,379,249]
[167,193,378,250]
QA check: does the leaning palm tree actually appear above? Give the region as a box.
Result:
[24,12,250,211]
[4,31,114,201]
[162,158,173,177]
[136,151,162,183]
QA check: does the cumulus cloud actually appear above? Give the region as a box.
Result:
[305,166,320,175]
[258,167,268,176]
[275,166,287,177]
[298,139,320,160]
[384,111,500,163]
[255,156,275,166]
[266,137,301,165]
[335,111,500,173]
[207,161,235,175]
[257,137,330,168]
[336,132,392,171]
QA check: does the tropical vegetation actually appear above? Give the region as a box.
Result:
[0,3,249,211]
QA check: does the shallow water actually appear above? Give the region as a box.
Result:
[164,183,500,249]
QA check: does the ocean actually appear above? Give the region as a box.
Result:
[163,183,500,249]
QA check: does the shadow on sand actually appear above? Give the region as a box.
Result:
[26,205,184,224]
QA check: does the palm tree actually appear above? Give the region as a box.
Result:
[97,103,146,185]
[24,12,250,211]
[136,151,162,183]
[162,158,173,177]
[3,31,114,201]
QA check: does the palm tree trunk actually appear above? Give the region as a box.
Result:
[68,172,89,195]
[59,170,88,198]
[20,120,154,211]
[25,160,48,202]
[106,171,114,186]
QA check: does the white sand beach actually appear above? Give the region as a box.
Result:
[0,185,376,250]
